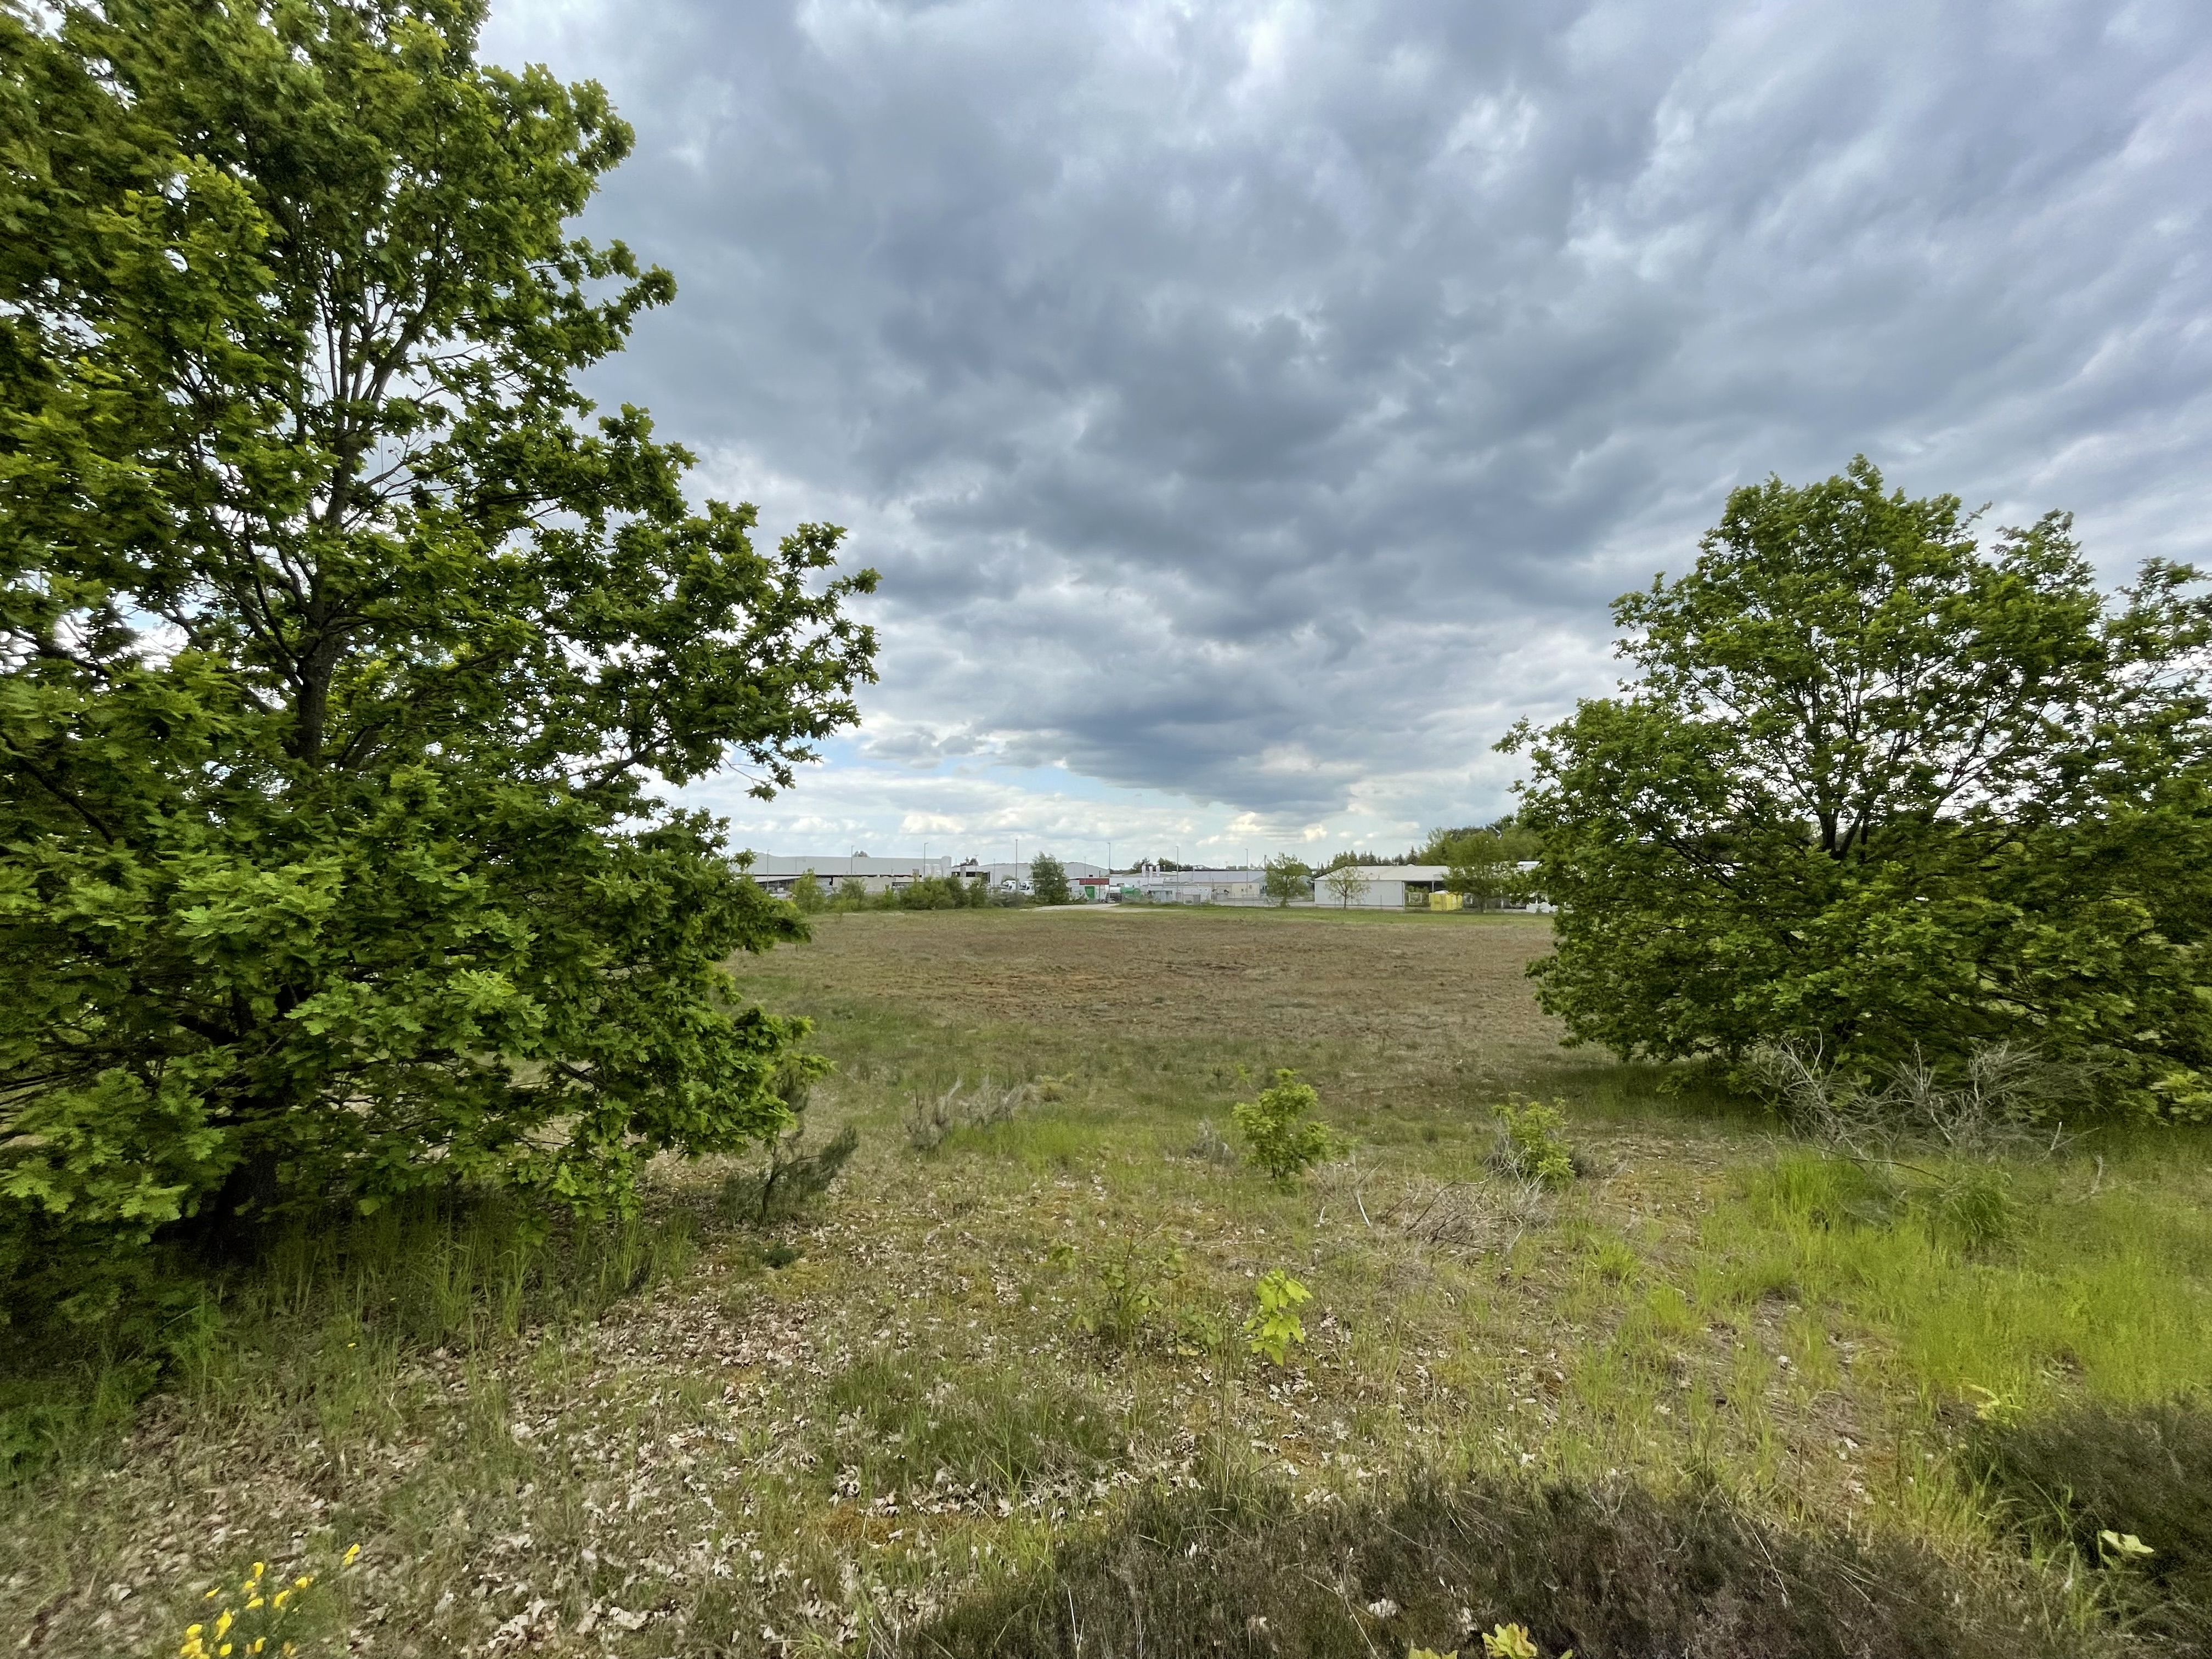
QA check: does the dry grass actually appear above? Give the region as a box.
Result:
[3,906,2207,1656]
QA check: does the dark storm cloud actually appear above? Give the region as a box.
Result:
[489,0,2212,822]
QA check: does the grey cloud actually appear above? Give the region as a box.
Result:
[489,0,2212,822]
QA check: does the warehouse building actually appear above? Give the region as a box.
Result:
[738,854,954,899]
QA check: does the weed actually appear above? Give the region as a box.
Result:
[1243,1271,1311,1366]
[1749,1040,2087,1155]
[1232,1070,1340,1183]
[904,1075,1034,1150]
[1967,1398,2212,1650]
[1920,1164,2017,1252]
[1073,1239,1185,1351]
[1481,1624,1572,1659]
[721,1122,860,1224]
[1187,1117,1237,1164]
[1588,1237,1640,1284]
[1490,1096,1577,1186]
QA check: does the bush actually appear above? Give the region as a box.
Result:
[1067,1238,1184,1351]
[904,1076,1034,1151]
[1491,1096,1578,1185]
[1967,1398,2212,1651]
[1231,1070,1340,1183]
[1242,1269,1311,1365]
[909,1468,2068,1658]
[718,1059,853,1223]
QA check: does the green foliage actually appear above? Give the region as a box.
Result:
[1231,1069,1339,1182]
[1069,1237,1185,1351]
[1967,1399,2212,1650]
[1490,1097,1577,1186]
[2,1188,701,1483]
[1262,855,1312,906]
[1029,853,1071,906]
[1481,1624,1572,1659]
[821,873,988,912]
[1321,864,1370,907]
[1504,457,2212,1119]
[1242,1269,1310,1365]
[0,0,877,1319]
[788,871,827,912]
[1435,818,1543,911]
[1718,1143,2212,1407]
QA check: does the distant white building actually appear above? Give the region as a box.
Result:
[739,854,953,898]
[1312,864,1452,909]
[1313,861,1553,912]
[951,859,1109,896]
[1119,865,1269,905]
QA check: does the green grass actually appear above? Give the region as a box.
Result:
[4,907,2209,1656]
[1705,1146,2212,1410]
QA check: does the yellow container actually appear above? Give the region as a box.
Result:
[1429,890,1462,911]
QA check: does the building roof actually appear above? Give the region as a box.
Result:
[742,854,953,877]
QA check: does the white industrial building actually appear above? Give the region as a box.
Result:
[951,860,1109,895]
[1312,864,1452,909]
[738,854,953,898]
[1119,865,1268,905]
[1314,861,1553,912]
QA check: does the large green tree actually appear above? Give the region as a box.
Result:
[0,0,877,1315]
[1505,459,2212,1118]
[1028,853,1071,906]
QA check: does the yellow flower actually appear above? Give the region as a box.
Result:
[246,1597,263,1611]
[294,1575,313,1590]
[271,1590,290,1611]
[343,1543,361,1566]
[251,1642,266,1655]
[215,1610,234,1638]
[250,1563,264,1579]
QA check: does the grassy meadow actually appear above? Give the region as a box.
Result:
[5,905,2210,1656]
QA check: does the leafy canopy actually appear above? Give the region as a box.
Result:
[1261,855,1311,907]
[1505,459,2212,1117]
[1029,852,1070,906]
[0,0,878,1315]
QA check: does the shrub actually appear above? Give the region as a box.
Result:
[1232,1070,1340,1183]
[910,1468,2066,1657]
[1242,1270,1311,1365]
[718,1060,855,1223]
[1966,1398,2212,1651]
[1490,1097,1577,1186]
[904,1076,1034,1151]
[1070,1239,1184,1351]
[895,874,988,910]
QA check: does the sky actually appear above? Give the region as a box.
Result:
[482,0,2212,870]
